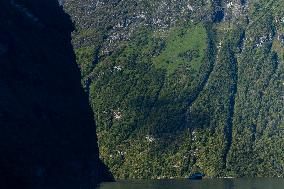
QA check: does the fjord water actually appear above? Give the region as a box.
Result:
[98,179,284,189]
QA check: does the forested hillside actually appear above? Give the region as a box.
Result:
[64,0,284,179]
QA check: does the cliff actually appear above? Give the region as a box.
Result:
[0,0,112,187]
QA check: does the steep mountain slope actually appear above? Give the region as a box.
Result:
[64,0,284,179]
[0,0,112,187]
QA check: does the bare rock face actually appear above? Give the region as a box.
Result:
[0,0,112,187]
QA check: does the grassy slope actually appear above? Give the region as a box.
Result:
[154,23,207,74]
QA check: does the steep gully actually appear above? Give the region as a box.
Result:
[185,27,243,172]
[222,44,239,169]
[222,29,246,169]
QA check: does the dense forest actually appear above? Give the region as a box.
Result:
[64,0,284,179]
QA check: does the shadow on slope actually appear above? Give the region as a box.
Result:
[0,0,113,187]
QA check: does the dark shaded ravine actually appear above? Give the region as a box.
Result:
[222,30,243,169]
[223,53,238,169]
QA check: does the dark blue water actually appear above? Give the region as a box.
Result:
[98,179,284,189]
